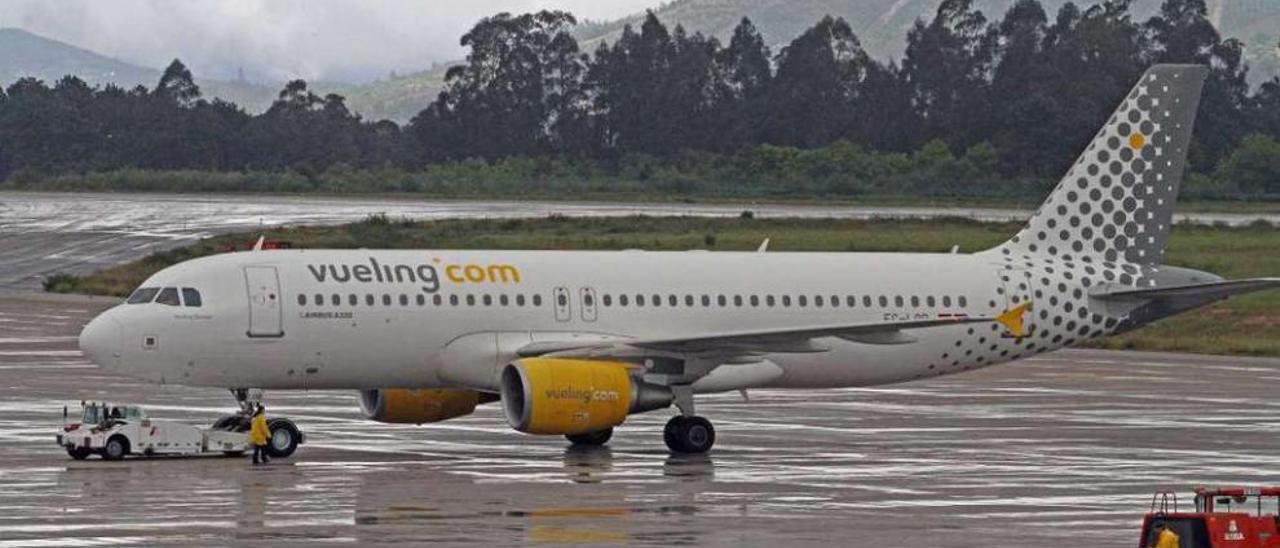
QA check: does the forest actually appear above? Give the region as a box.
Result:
[1,0,1277,200]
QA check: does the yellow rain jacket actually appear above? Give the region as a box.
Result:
[1153,527,1180,548]
[249,413,271,446]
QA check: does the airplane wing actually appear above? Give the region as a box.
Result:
[517,315,995,359]
[1092,278,1280,302]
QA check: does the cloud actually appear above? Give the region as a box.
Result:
[0,0,654,83]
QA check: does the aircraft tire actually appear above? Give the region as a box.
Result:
[66,446,92,460]
[265,418,300,459]
[664,416,715,454]
[565,427,613,446]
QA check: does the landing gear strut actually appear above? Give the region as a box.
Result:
[663,385,715,454]
[214,388,304,459]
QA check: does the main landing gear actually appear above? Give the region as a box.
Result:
[211,388,304,459]
[663,385,715,454]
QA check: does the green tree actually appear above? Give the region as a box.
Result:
[763,16,872,148]
[154,59,202,107]
[902,0,997,147]
[1214,133,1280,194]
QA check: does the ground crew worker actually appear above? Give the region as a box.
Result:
[1151,524,1180,548]
[249,405,271,465]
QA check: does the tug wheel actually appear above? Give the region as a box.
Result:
[102,435,129,461]
[66,446,91,460]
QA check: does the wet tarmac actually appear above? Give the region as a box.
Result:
[4,293,1280,547]
[3,191,1276,291]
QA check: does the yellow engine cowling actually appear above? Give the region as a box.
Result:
[500,358,673,435]
[358,388,494,424]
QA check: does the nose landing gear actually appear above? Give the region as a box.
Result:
[211,388,304,459]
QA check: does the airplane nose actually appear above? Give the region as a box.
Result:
[79,312,123,368]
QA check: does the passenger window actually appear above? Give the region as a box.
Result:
[480,294,490,306]
[942,296,952,307]
[349,294,358,306]
[620,295,629,306]
[750,295,759,307]
[399,294,408,306]
[813,295,823,308]
[685,295,694,306]
[583,293,594,307]
[533,295,543,306]
[382,294,392,306]
[830,296,839,307]
[878,296,888,307]
[181,288,202,307]
[798,295,807,307]
[733,295,743,307]
[499,294,509,306]
[297,294,307,306]
[127,287,160,304]
[434,294,444,306]
[669,295,677,307]
[959,296,968,307]
[701,295,710,307]
[782,295,791,307]
[911,296,920,307]
[846,296,856,307]
[315,293,325,306]
[155,287,181,306]
[927,296,936,307]
[449,295,459,306]
[766,295,776,307]
[652,294,661,306]
[366,294,375,306]
[332,294,341,306]
[635,294,645,307]
[717,295,727,307]
[418,294,427,306]
[466,295,476,306]
[863,296,872,307]
[515,294,524,306]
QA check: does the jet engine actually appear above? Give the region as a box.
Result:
[358,388,495,424]
[500,358,672,435]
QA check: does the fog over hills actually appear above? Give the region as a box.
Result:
[3,0,1276,123]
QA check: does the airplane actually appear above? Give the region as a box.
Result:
[77,64,1279,455]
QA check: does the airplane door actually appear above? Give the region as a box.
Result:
[579,287,598,322]
[245,266,284,337]
[553,287,571,322]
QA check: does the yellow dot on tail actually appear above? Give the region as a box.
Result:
[1129,133,1146,150]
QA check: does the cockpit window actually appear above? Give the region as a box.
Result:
[181,288,202,307]
[155,287,181,306]
[126,287,160,304]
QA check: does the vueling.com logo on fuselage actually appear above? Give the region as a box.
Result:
[544,387,621,404]
[305,257,520,293]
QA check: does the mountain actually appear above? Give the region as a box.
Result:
[0,28,294,115]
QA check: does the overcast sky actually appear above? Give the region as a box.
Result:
[0,0,656,83]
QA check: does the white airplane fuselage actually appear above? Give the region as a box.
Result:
[86,247,1048,391]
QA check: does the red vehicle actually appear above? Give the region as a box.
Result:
[1141,487,1280,547]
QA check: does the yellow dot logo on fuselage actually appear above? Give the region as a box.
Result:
[1129,133,1146,150]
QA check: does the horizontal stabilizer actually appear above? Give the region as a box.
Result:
[1093,278,1280,302]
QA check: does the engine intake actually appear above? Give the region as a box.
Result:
[500,358,672,435]
[358,388,494,424]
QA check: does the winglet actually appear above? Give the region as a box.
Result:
[252,235,266,251]
[996,301,1033,338]
[757,238,770,253]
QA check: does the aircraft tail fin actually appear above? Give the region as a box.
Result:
[992,64,1208,265]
